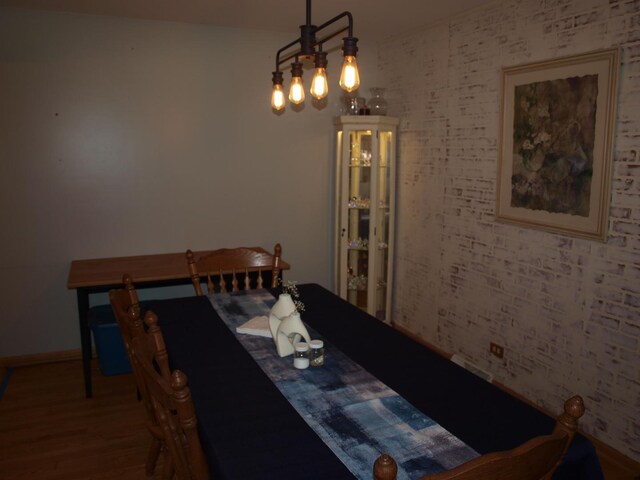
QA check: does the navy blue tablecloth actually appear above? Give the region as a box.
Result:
[150,284,603,480]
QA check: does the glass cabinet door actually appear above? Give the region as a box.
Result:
[373,130,393,320]
[335,116,398,323]
[346,129,372,310]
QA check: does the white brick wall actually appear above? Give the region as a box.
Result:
[378,0,640,462]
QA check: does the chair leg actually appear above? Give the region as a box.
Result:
[145,437,162,476]
[161,451,174,480]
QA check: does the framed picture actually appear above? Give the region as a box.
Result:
[496,48,619,241]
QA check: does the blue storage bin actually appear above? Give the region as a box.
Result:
[88,304,132,376]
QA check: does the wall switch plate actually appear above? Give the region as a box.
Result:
[490,342,504,359]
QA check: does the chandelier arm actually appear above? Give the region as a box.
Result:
[315,26,349,50]
[275,28,352,71]
[277,49,303,70]
[274,8,354,71]
[314,11,353,38]
[275,38,302,72]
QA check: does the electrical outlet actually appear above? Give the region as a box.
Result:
[490,342,504,359]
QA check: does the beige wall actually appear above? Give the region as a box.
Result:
[378,0,639,462]
[0,8,379,356]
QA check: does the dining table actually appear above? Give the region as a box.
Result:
[149,283,603,480]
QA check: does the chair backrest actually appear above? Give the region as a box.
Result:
[109,275,170,435]
[373,395,585,480]
[131,310,210,480]
[186,243,283,296]
[109,274,173,476]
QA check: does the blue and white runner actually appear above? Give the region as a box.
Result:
[208,290,478,480]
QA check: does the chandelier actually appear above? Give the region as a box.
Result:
[271,0,360,111]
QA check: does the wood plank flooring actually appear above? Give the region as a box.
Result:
[1,359,638,479]
[0,360,163,480]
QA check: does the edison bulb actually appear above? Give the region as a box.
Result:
[271,84,285,110]
[339,55,360,92]
[310,68,328,100]
[289,76,305,104]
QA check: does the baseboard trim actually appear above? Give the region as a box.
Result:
[391,322,640,476]
[583,431,640,479]
[0,349,83,368]
[393,323,453,359]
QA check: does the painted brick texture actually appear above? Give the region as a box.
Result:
[378,0,640,462]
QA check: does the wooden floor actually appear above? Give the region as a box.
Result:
[1,360,638,479]
[0,360,164,480]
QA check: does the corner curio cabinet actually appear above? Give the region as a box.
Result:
[334,115,399,323]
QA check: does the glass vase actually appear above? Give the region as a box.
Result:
[368,88,387,116]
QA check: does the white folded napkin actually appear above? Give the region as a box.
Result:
[236,316,271,338]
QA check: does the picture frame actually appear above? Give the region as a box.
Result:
[496,48,619,242]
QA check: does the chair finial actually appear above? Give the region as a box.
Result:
[144,310,159,329]
[171,370,188,391]
[373,453,397,480]
[122,273,133,287]
[557,395,585,432]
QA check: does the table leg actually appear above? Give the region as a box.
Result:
[76,289,92,398]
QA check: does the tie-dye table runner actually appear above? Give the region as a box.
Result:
[208,290,478,480]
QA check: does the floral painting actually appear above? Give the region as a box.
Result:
[511,75,597,216]
[497,49,619,241]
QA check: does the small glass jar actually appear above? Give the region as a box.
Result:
[309,339,325,367]
[293,342,310,369]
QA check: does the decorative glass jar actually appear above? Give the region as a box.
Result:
[309,339,325,367]
[293,342,310,369]
[368,88,387,116]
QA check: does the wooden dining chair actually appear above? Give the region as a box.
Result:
[186,243,283,296]
[373,395,585,480]
[109,274,172,479]
[131,310,210,480]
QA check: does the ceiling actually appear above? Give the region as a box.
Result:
[0,0,492,40]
